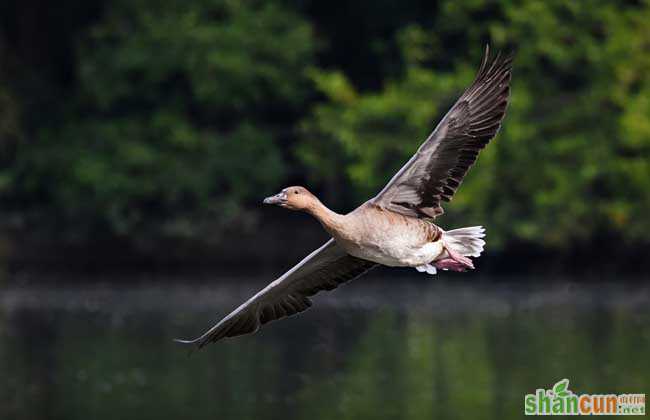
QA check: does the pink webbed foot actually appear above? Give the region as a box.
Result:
[435,241,475,272]
[434,258,471,272]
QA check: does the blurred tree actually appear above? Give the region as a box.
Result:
[300,0,650,249]
[4,0,315,245]
[1,0,649,261]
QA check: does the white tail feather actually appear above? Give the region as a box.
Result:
[443,226,486,258]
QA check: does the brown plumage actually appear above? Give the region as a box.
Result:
[177,46,512,349]
[373,46,512,218]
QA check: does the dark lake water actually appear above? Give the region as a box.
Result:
[1,275,648,419]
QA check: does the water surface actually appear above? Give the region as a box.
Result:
[1,276,648,419]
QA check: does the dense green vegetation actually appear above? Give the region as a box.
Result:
[1,0,649,257]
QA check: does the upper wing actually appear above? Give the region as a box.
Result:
[372,46,513,218]
[175,239,377,349]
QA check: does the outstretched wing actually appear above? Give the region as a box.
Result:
[175,239,376,349]
[372,46,513,218]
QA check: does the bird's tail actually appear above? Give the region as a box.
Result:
[443,226,486,257]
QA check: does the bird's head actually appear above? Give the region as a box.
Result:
[263,186,317,211]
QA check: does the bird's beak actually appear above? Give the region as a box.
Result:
[263,191,287,206]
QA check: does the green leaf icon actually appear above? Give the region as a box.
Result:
[553,379,570,397]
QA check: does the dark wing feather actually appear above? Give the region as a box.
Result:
[175,239,376,349]
[373,45,513,218]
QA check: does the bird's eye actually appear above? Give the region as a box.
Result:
[294,190,299,194]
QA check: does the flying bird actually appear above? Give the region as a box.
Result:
[177,46,512,349]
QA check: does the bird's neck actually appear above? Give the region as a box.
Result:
[306,199,346,237]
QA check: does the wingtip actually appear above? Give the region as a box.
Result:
[173,338,198,345]
[482,43,515,69]
[174,335,214,350]
[481,44,491,67]
[174,337,205,357]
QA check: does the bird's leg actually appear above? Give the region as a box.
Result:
[433,242,474,272]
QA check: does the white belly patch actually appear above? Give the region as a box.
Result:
[345,238,444,267]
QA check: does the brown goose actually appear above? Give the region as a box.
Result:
[177,46,512,349]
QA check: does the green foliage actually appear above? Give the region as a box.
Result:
[301,1,650,248]
[2,0,650,253]
[7,0,314,240]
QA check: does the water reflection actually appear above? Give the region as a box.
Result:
[1,278,648,419]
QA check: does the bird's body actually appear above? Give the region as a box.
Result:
[177,46,512,348]
[317,202,444,267]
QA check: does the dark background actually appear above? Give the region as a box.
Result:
[1,0,649,274]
